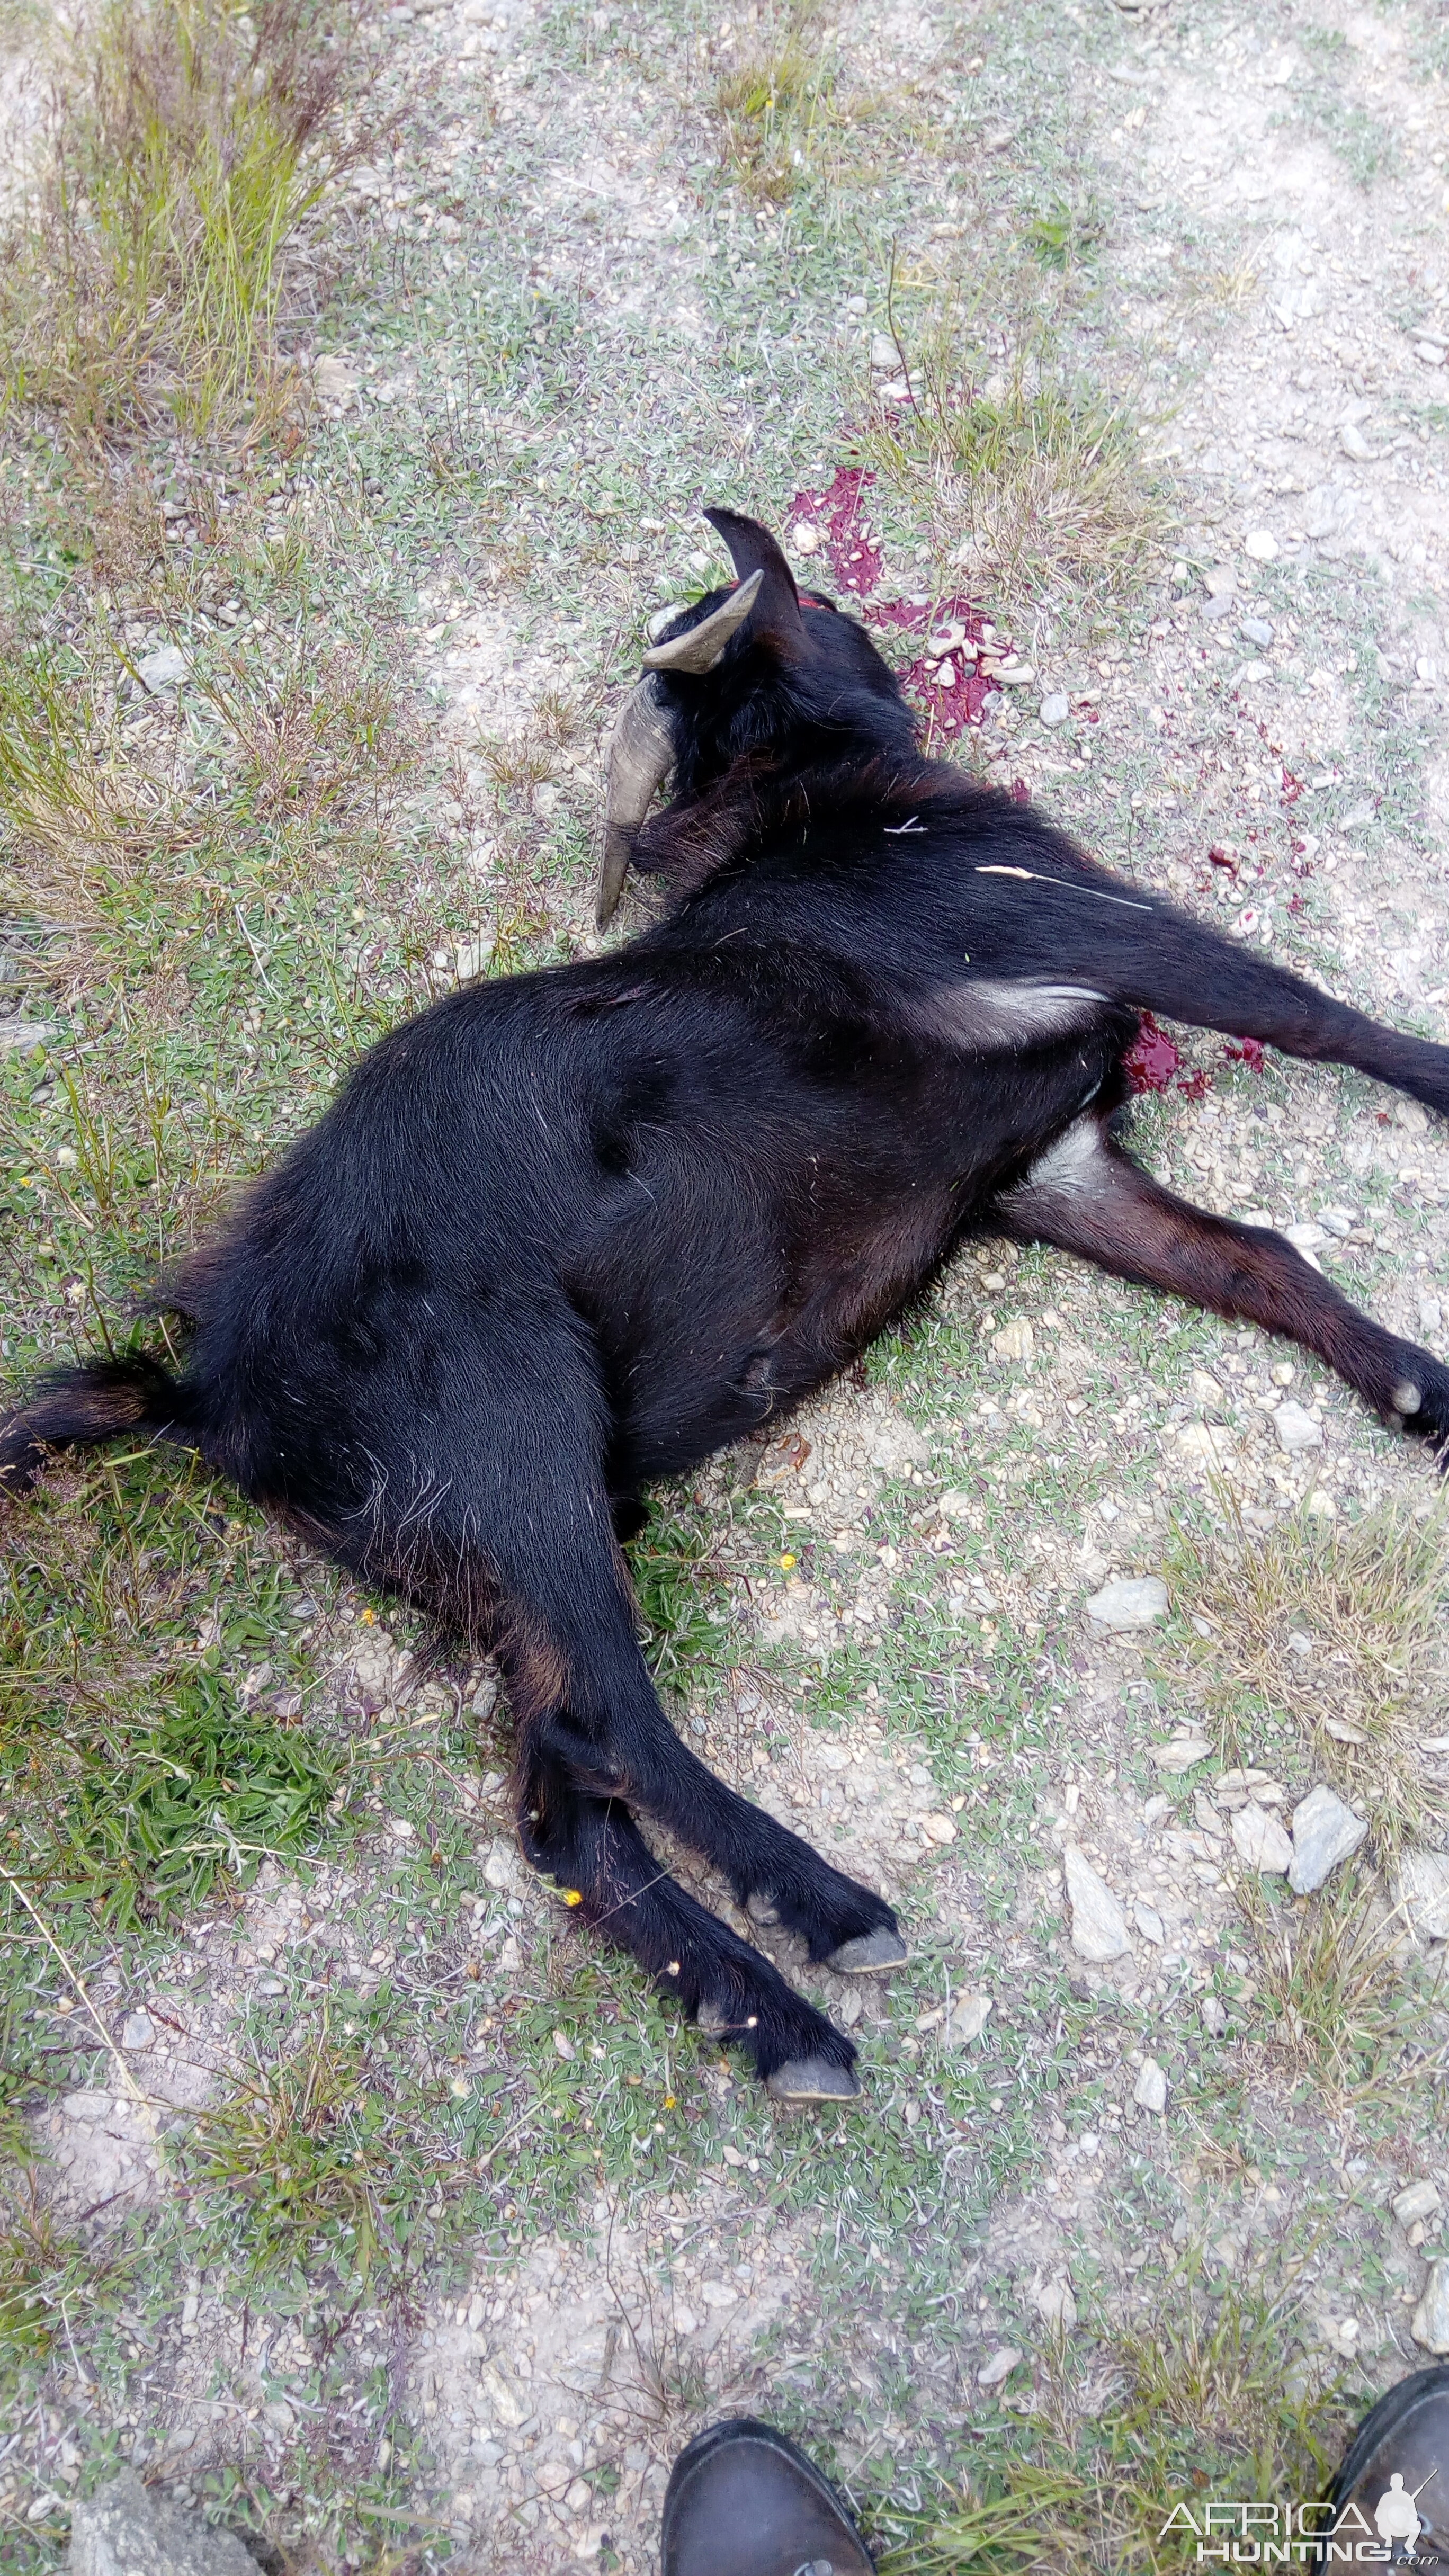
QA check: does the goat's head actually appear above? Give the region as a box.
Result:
[596,507,916,927]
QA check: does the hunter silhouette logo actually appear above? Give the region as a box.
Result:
[1373,2473,1429,2548]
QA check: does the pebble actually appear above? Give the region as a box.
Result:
[1272,1400,1321,1454]
[947,1993,993,2044]
[978,2345,1022,2385]
[1394,2181,1443,2230]
[137,644,187,693]
[1133,1902,1165,1945]
[1201,1994,1228,2037]
[921,1811,958,1845]
[1133,2057,1168,2114]
[1063,1846,1132,1961]
[1393,1849,1449,1941]
[1413,2264,1449,2354]
[1039,692,1070,726]
[1085,1575,1169,1630]
[1203,565,1237,597]
[1200,593,1237,623]
[1231,1803,1292,1874]
[120,2011,155,2052]
[1238,616,1274,647]
[1244,530,1280,561]
[314,353,359,401]
[1032,2277,1078,2331]
[1286,1784,1367,1894]
[790,522,820,556]
[1152,1734,1213,1774]
[1339,423,1375,461]
[992,1318,1034,1363]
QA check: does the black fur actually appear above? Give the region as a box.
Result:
[5,509,1446,2096]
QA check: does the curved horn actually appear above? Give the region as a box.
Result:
[641,568,764,674]
[596,677,674,928]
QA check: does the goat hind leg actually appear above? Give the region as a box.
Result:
[518,1743,860,2100]
[998,1115,1449,1455]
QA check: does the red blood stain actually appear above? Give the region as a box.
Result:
[1177,1069,1213,1102]
[1280,767,1305,806]
[1225,1037,1266,1073]
[1009,777,1031,804]
[1125,1012,1182,1093]
[787,467,884,596]
[1287,891,1308,917]
[1208,845,1238,875]
[791,470,1003,737]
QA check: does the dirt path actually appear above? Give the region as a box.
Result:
[1,0,1447,2570]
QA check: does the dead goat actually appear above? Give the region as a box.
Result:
[4,508,1447,2105]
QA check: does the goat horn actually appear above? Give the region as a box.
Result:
[596,677,674,928]
[641,568,764,674]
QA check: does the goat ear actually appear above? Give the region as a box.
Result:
[702,506,808,660]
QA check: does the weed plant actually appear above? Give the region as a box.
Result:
[1,0,369,436]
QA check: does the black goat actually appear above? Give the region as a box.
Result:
[4,508,1447,2104]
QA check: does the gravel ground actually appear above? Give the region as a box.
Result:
[2,0,1448,2569]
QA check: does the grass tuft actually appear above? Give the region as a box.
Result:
[860,287,1163,608]
[1238,1866,1425,2099]
[1166,1498,1449,1855]
[1,0,368,435]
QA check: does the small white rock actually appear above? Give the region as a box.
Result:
[137,644,187,693]
[1339,423,1374,460]
[1392,1849,1449,1942]
[921,1811,958,1845]
[992,1317,1035,1363]
[1231,1803,1293,1874]
[1133,2057,1168,2114]
[1085,1575,1169,1630]
[1413,2262,1449,2354]
[1272,1400,1322,1454]
[790,522,821,556]
[1244,529,1280,561]
[977,2345,1022,2386]
[1287,1784,1367,1895]
[1394,2181,1443,2230]
[119,2012,154,2053]
[1032,2276,1077,2331]
[1039,692,1070,727]
[1063,1845,1132,1962]
[1201,1993,1228,2037]
[947,1993,993,2044]
[1151,1734,1214,1774]
[1133,1903,1165,1945]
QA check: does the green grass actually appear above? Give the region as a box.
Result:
[0,0,368,436]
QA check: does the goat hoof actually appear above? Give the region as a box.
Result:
[746,1889,782,1926]
[828,1928,908,1975]
[767,2056,861,2105]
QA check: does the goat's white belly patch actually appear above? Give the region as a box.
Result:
[909,979,1108,1052]
[1006,1114,1108,1201]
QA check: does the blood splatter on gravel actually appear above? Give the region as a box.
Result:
[788,466,883,596]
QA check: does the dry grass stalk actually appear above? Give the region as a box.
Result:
[0,0,370,437]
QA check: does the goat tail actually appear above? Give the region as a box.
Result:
[0,1353,182,1495]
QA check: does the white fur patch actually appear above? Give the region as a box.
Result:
[908,979,1108,1052]
[1012,1115,1108,1197]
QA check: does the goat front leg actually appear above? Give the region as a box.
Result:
[517,1743,860,2101]
[997,1114,1449,1455]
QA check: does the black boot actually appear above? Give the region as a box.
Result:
[1320,2366,1449,2565]
[661,2418,876,2576]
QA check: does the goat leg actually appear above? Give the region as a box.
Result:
[517,1746,858,2101]
[997,1113,1449,1453]
[975,873,1449,1116]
